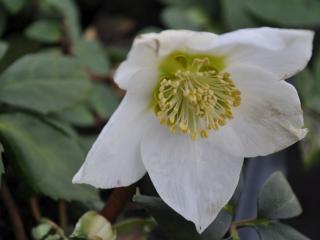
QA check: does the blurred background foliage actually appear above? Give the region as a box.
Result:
[0,0,319,239]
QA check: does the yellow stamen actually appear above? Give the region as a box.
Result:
[152,54,241,140]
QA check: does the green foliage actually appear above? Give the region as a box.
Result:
[0,41,7,59]
[0,51,91,114]
[25,20,63,43]
[113,218,156,237]
[221,0,256,30]
[43,0,80,41]
[59,105,95,127]
[258,172,302,219]
[89,83,119,120]
[32,223,53,240]
[70,211,116,240]
[295,53,320,167]
[255,222,310,240]
[0,0,25,14]
[244,0,320,26]
[0,8,6,36]
[0,143,4,184]
[0,113,99,201]
[74,38,110,75]
[32,218,68,240]
[134,195,232,240]
[161,6,212,30]
[57,83,119,127]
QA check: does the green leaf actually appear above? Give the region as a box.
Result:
[0,142,4,184]
[255,222,310,240]
[70,211,116,240]
[114,218,156,236]
[74,38,110,75]
[0,41,7,59]
[44,234,62,240]
[161,6,211,30]
[0,8,6,36]
[44,0,80,42]
[258,172,302,219]
[299,113,320,168]
[89,83,119,119]
[133,195,232,240]
[244,0,320,26]
[25,19,62,43]
[0,113,99,201]
[0,35,40,73]
[221,0,257,30]
[0,51,91,114]
[32,223,53,240]
[1,0,25,13]
[59,105,95,127]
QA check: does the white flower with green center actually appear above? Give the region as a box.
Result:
[73,28,313,233]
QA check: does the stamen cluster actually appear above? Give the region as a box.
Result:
[153,56,241,140]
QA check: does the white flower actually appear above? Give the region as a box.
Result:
[73,27,313,233]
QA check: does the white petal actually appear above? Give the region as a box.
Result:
[114,30,218,93]
[210,27,313,79]
[114,34,159,92]
[228,64,307,158]
[155,30,218,55]
[141,123,244,233]
[73,94,152,188]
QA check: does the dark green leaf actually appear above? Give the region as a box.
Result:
[70,211,116,240]
[0,51,91,114]
[221,0,257,30]
[0,35,40,73]
[89,83,119,119]
[159,0,196,6]
[258,172,302,219]
[255,222,310,240]
[0,142,4,184]
[74,38,110,75]
[44,0,80,41]
[25,19,62,43]
[0,41,7,59]
[59,105,95,127]
[44,234,63,240]
[161,6,211,30]
[114,218,156,236]
[244,0,320,26]
[32,223,52,240]
[0,113,99,201]
[133,195,232,240]
[0,8,6,36]
[299,113,320,168]
[1,0,25,13]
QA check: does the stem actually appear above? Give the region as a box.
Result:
[229,218,269,238]
[100,186,136,223]
[0,183,27,240]
[30,197,41,222]
[58,200,68,230]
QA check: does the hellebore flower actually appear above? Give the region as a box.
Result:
[73,28,313,233]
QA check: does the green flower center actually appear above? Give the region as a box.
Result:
[151,51,241,140]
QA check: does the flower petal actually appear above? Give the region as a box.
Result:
[114,30,218,93]
[210,27,313,79]
[228,64,307,158]
[114,34,159,92]
[73,94,151,188]
[141,123,244,233]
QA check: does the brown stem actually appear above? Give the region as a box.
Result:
[0,183,27,240]
[100,186,136,223]
[58,200,68,230]
[30,197,41,222]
